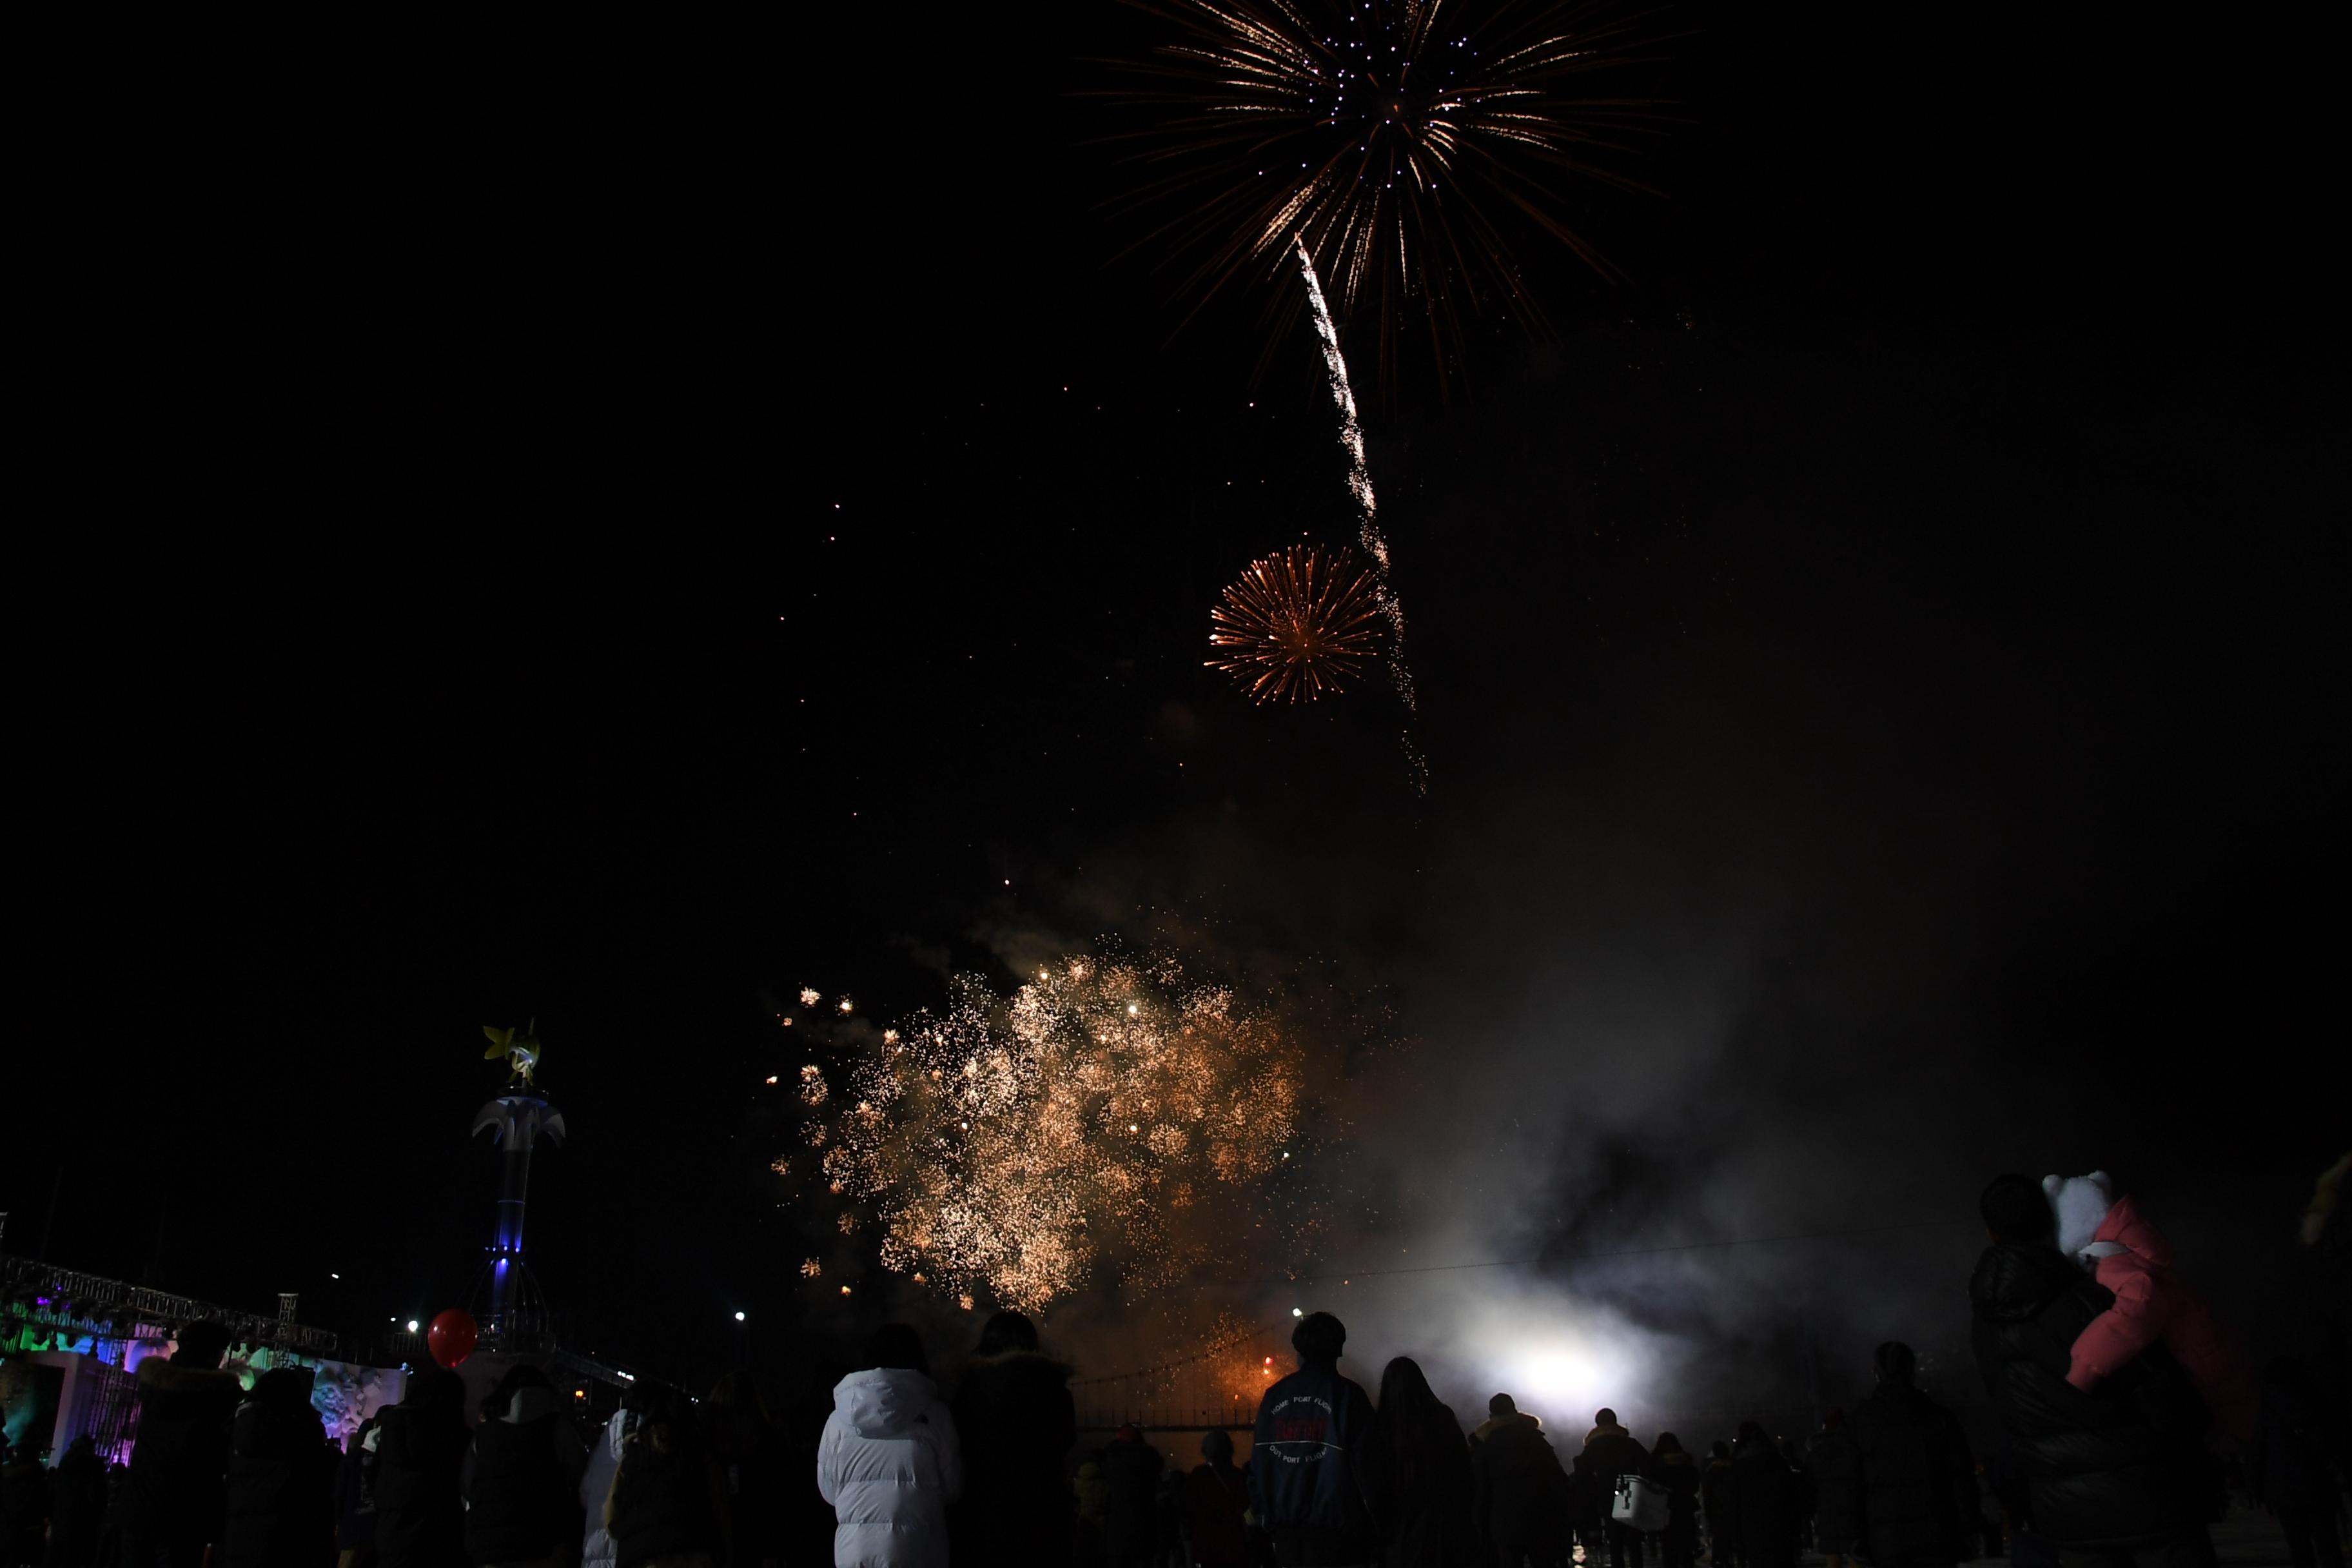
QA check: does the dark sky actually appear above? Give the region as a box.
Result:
[14,3,2338,1398]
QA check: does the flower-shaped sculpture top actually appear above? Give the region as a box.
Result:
[482,1022,542,1087]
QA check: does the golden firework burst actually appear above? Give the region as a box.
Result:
[1207,543,1381,703]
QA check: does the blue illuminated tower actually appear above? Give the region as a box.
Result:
[469,1091,565,1351]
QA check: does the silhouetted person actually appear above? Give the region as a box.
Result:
[0,1444,46,1568]
[1971,1172,2215,1568]
[1730,1424,1795,1568]
[370,1365,466,1568]
[1850,1343,1975,1568]
[1365,1357,1472,1568]
[1779,1440,1813,1558]
[1250,1311,1377,1567]
[50,1434,108,1568]
[2251,1357,2344,1568]
[121,1320,242,1568]
[1699,1443,1738,1568]
[1648,1435,1701,1568]
[818,1322,961,1568]
[1471,1395,1567,1568]
[703,1371,785,1568]
[949,1310,1076,1568]
[1584,1409,1650,1568]
[223,1366,337,1568]
[1100,1427,1164,1568]
[607,1390,727,1567]
[1183,1431,1253,1568]
[1808,1412,1860,1568]
[463,1364,585,1565]
[333,1416,380,1568]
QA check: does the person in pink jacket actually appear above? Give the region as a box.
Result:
[2043,1171,2259,1440]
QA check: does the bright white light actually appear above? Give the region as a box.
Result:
[329,1272,339,1279]
[733,1310,747,1322]
[1291,1307,1304,1318]
[406,1320,419,1333]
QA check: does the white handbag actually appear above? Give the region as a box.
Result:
[1612,1473,1671,1533]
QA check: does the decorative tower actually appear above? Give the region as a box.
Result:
[471,1023,565,1352]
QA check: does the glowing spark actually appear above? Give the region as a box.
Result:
[799,988,821,1008]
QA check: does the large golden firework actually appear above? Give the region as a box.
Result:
[805,955,1306,1313]
[1208,543,1382,703]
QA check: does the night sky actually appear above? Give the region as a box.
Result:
[14,3,2338,1402]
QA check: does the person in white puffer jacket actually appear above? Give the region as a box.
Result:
[818,1324,963,1568]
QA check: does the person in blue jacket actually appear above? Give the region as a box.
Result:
[1251,1311,1379,1565]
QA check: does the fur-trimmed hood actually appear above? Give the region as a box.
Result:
[1472,1409,1542,1444]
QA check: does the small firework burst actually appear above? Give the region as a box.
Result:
[799,987,821,1008]
[1208,543,1382,703]
[801,1257,823,1278]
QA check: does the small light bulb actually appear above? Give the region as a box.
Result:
[1291,1308,1304,1318]
[406,1320,419,1333]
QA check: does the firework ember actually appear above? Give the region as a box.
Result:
[1209,543,1381,702]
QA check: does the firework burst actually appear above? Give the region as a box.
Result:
[1208,542,1381,702]
[792,954,1311,1313]
[1111,0,1660,389]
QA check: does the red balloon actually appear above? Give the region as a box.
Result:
[426,1309,478,1368]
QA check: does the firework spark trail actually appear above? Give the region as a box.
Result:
[1297,237,1429,793]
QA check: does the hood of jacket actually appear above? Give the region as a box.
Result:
[1970,1241,2088,1324]
[961,1348,1072,1398]
[502,1385,560,1424]
[137,1355,242,1402]
[2090,1195,2173,1268]
[833,1367,939,1437]
[1473,1410,1543,1444]
[1585,1421,1629,1447]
